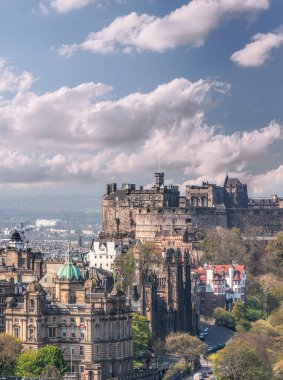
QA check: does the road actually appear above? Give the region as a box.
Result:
[184,324,235,380]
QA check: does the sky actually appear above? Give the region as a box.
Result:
[0,0,283,210]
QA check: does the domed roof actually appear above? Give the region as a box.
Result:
[27,281,43,293]
[11,230,22,242]
[57,249,82,281]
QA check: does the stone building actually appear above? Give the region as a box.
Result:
[101,173,179,238]
[135,249,199,339]
[5,252,133,380]
[101,172,283,240]
[0,231,43,332]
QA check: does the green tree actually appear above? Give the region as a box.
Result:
[0,333,22,376]
[165,333,206,368]
[132,313,152,359]
[40,364,61,379]
[213,338,272,380]
[36,345,68,375]
[114,250,136,290]
[16,345,68,377]
[213,308,236,330]
[133,242,163,276]
[231,300,246,322]
[15,350,40,377]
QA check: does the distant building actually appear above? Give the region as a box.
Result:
[87,240,122,271]
[36,219,61,228]
[192,264,246,317]
[5,252,133,380]
[0,231,43,332]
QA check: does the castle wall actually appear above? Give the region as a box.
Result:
[227,208,283,233]
[135,207,228,241]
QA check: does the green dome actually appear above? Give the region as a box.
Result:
[57,250,81,280]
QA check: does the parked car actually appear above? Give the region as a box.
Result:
[207,346,217,354]
[203,327,209,335]
[199,332,205,340]
[217,343,225,350]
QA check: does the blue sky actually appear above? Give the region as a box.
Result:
[0,0,283,206]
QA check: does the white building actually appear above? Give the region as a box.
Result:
[36,219,61,227]
[87,241,122,271]
[192,264,246,315]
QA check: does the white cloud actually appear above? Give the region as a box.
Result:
[59,0,270,56]
[231,28,283,67]
[40,0,95,14]
[0,73,282,196]
[0,58,35,93]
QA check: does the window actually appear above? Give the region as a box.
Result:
[80,328,85,339]
[80,366,85,373]
[53,317,56,322]
[80,317,84,324]
[14,327,19,338]
[71,317,75,323]
[71,347,75,355]
[30,299,35,309]
[29,328,34,340]
[48,327,56,338]
[29,318,34,324]
[15,318,19,323]
[80,346,84,356]
[61,328,66,338]
[71,326,75,338]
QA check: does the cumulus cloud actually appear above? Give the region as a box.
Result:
[231,28,283,67]
[0,71,282,196]
[0,58,35,93]
[40,0,95,14]
[59,0,270,56]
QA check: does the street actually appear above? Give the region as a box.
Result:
[184,324,235,380]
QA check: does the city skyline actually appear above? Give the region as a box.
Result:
[0,0,283,208]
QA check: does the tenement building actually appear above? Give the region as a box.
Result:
[5,252,133,380]
[101,172,283,241]
[192,264,246,317]
[0,231,43,332]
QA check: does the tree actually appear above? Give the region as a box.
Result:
[0,333,22,376]
[165,333,206,367]
[36,345,68,375]
[266,231,283,266]
[40,364,61,379]
[15,345,68,377]
[132,313,152,359]
[15,350,40,377]
[213,338,272,380]
[132,242,163,277]
[273,360,283,380]
[213,308,236,330]
[231,300,245,322]
[114,250,136,290]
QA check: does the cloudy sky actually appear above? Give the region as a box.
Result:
[0,0,283,208]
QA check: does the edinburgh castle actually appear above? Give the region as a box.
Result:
[101,173,283,240]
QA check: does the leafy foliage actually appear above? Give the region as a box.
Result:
[213,338,272,380]
[0,334,22,376]
[163,362,188,380]
[165,333,206,367]
[132,313,152,359]
[213,308,236,330]
[15,345,68,377]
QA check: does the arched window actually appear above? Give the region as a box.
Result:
[30,299,35,309]
[191,197,197,207]
[201,197,208,207]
